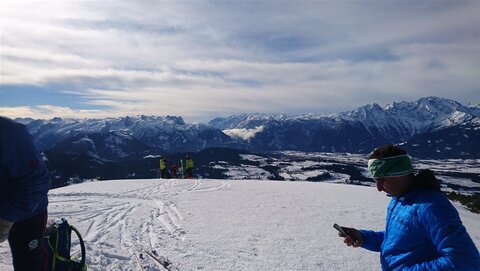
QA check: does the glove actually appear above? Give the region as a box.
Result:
[0,218,13,243]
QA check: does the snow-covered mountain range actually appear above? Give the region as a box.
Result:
[17,115,245,161]
[210,97,479,156]
[16,96,479,161]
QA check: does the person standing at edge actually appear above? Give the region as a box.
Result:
[337,144,480,270]
[0,116,51,271]
[159,156,167,179]
[185,155,194,179]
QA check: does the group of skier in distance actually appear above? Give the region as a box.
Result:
[158,155,194,179]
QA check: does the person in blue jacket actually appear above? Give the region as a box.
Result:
[0,116,51,270]
[338,144,480,270]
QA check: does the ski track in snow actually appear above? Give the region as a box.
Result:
[154,199,186,241]
[1,178,479,271]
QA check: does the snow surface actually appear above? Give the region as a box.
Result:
[1,179,479,271]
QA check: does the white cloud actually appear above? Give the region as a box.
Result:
[1,1,479,121]
[0,105,108,120]
[223,126,265,141]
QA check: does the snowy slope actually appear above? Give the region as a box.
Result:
[1,179,479,271]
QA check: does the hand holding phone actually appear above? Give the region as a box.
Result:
[333,223,349,237]
[334,223,363,247]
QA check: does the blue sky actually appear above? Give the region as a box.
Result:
[1,0,479,122]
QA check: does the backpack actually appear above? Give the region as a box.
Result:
[44,218,87,271]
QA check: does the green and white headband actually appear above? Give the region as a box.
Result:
[368,154,414,178]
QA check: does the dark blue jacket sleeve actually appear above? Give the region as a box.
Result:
[359,230,384,252]
[401,199,480,270]
[0,122,50,222]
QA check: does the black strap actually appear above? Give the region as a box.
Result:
[70,225,86,268]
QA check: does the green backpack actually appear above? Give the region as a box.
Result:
[44,218,87,271]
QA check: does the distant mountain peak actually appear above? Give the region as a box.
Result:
[468,101,480,108]
[162,115,186,125]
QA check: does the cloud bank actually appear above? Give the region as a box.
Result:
[1,1,479,122]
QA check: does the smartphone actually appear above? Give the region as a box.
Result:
[333,223,349,237]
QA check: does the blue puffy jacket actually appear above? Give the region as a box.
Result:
[0,117,50,222]
[360,189,480,270]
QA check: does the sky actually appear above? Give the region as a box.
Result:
[1,0,479,123]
